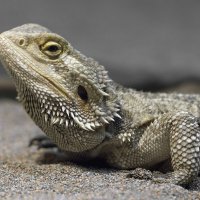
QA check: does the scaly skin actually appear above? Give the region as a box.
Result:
[0,24,200,186]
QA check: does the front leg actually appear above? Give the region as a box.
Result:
[165,111,200,185]
[140,111,200,186]
[107,111,200,186]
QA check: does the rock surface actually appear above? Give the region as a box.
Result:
[1,100,200,200]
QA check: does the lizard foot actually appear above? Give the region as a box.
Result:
[152,170,197,186]
[29,135,70,164]
[29,135,58,149]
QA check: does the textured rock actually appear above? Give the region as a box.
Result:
[1,100,200,200]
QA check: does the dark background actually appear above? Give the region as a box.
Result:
[1,0,200,98]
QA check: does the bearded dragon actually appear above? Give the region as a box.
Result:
[0,24,200,186]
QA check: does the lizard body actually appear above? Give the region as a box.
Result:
[0,24,200,186]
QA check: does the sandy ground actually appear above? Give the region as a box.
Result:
[1,100,200,200]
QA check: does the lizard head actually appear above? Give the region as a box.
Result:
[0,24,120,152]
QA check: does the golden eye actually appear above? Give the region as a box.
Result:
[41,41,62,59]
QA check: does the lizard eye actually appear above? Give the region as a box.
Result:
[77,85,88,101]
[41,41,62,59]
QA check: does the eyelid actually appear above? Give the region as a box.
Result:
[41,41,62,51]
[40,41,63,59]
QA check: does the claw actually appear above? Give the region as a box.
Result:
[29,135,57,149]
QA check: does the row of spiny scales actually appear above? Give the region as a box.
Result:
[18,74,122,131]
[38,94,121,131]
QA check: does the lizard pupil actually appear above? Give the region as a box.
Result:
[47,45,59,52]
[77,85,88,101]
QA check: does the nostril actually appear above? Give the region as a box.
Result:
[19,38,25,46]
